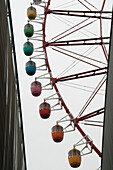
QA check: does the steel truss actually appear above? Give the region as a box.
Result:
[26,0,111,165]
[42,0,110,158]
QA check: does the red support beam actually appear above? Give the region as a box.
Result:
[78,108,104,122]
[46,37,109,47]
[47,42,109,46]
[82,123,103,127]
[55,67,107,83]
[47,9,111,19]
[48,10,111,14]
[101,0,107,12]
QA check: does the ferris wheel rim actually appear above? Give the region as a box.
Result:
[42,0,109,158]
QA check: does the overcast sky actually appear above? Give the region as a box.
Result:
[10,0,112,170]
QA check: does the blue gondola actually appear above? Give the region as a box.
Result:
[25,60,36,76]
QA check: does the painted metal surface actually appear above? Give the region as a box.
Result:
[101,12,113,170]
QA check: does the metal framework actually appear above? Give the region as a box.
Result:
[73,135,93,156]
[42,0,110,158]
[47,9,111,19]
[26,0,111,167]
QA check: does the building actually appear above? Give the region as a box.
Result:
[0,0,27,169]
[101,12,113,170]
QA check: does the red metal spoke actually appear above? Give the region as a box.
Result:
[80,123,103,127]
[101,0,106,12]
[47,9,111,19]
[46,37,109,47]
[78,108,104,121]
[48,10,111,13]
[47,41,109,46]
[55,67,107,83]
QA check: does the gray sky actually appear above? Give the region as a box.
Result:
[10,0,112,169]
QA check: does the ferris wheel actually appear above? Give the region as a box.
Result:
[23,0,112,169]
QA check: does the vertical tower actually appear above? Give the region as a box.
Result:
[101,12,113,170]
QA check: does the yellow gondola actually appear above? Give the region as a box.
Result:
[27,6,36,20]
[68,148,81,168]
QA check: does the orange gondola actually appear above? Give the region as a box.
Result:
[51,124,64,142]
[68,148,81,168]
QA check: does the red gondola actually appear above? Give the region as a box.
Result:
[31,81,42,97]
[51,124,64,142]
[39,102,51,119]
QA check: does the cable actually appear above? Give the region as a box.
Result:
[55,46,107,65]
[53,0,77,9]
[49,18,90,41]
[58,82,104,95]
[51,46,101,68]
[56,60,78,78]
[50,14,74,27]
[77,75,106,117]
[77,0,91,11]
[62,82,105,92]
[84,0,99,11]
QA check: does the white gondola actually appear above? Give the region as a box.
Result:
[33,0,42,5]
